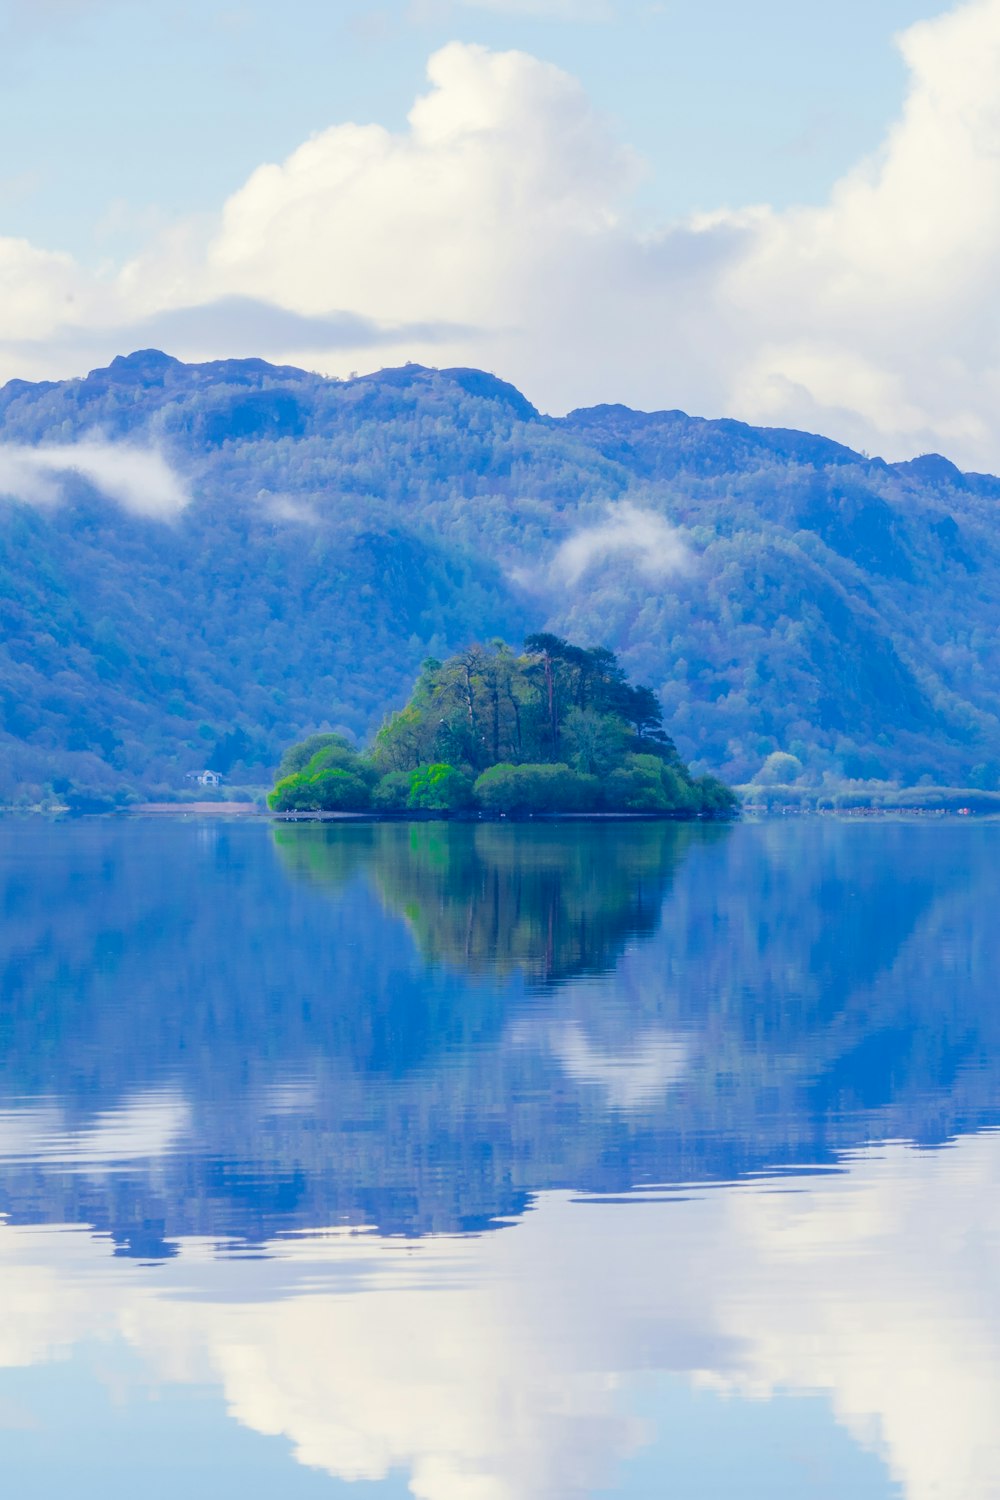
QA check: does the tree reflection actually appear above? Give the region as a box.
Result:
[273,820,709,985]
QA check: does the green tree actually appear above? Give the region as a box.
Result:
[408,763,475,811]
[269,767,371,812]
[753,751,805,785]
[605,754,695,812]
[371,770,412,810]
[563,706,628,777]
[277,733,357,779]
[696,774,740,817]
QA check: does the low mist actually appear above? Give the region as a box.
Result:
[0,442,189,519]
[547,501,692,587]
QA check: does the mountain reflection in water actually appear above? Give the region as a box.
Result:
[0,818,997,1498]
[0,819,992,1245]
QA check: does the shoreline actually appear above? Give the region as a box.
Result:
[269,808,710,823]
[131,803,1000,822]
[0,803,726,823]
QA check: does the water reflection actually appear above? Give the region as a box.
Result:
[1,1135,997,1497]
[275,821,703,984]
[0,818,998,1496]
[0,820,997,1241]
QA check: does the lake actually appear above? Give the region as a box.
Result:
[0,815,997,1498]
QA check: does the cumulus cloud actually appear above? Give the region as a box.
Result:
[542,501,692,587]
[718,0,1000,462]
[0,237,97,341]
[0,442,190,518]
[174,0,1000,469]
[179,41,637,332]
[8,5,1000,465]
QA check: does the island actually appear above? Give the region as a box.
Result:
[269,635,737,819]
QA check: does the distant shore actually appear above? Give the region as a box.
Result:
[133,801,264,816]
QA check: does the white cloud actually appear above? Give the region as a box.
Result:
[7,5,1000,466]
[0,442,190,518]
[185,0,1000,469]
[543,501,692,587]
[718,0,1000,463]
[0,237,96,341]
[189,41,636,329]
[89,296,468,359]
[258,492,321,525]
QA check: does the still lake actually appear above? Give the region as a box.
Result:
[0,815,998,1498]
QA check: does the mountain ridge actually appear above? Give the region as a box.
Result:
[1,351,999,801]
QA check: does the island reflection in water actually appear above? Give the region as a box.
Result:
[0,817,998,1498]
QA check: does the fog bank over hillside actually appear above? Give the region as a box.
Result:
[1,350,999,801]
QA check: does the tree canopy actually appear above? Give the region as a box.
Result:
[270,636,736,818]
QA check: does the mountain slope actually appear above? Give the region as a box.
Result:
[0,350,998,799]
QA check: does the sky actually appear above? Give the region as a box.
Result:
[6,0,1000,467]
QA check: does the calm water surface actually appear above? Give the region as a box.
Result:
[0,816,998,1498]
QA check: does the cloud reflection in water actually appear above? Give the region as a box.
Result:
[0,1134,996,1499]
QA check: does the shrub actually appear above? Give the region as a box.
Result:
[695,774,740,817]
[473,763,599,814]
[371,770,412,810]
[605,753,697,812]
[268,768,371,812]
[304,746,378,787]
[408,763,474,811]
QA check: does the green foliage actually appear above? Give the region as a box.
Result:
[473,763,601,814]
[371,770,412,810]
[275,632,734,817]
[753,751,805,785]
[563,707,627,777]
[277,733,357,779]
[407,763,475,811]
[268,768,371,812]
[606,754,697,812]
[372,704,424,772]
[694,774,740,817]
[269,737,379,810]
[373,636,676,776]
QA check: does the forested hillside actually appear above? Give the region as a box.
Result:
[1,348,999,801]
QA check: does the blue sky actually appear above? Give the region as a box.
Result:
[1,0,937,260]
[3,0,1000,468]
